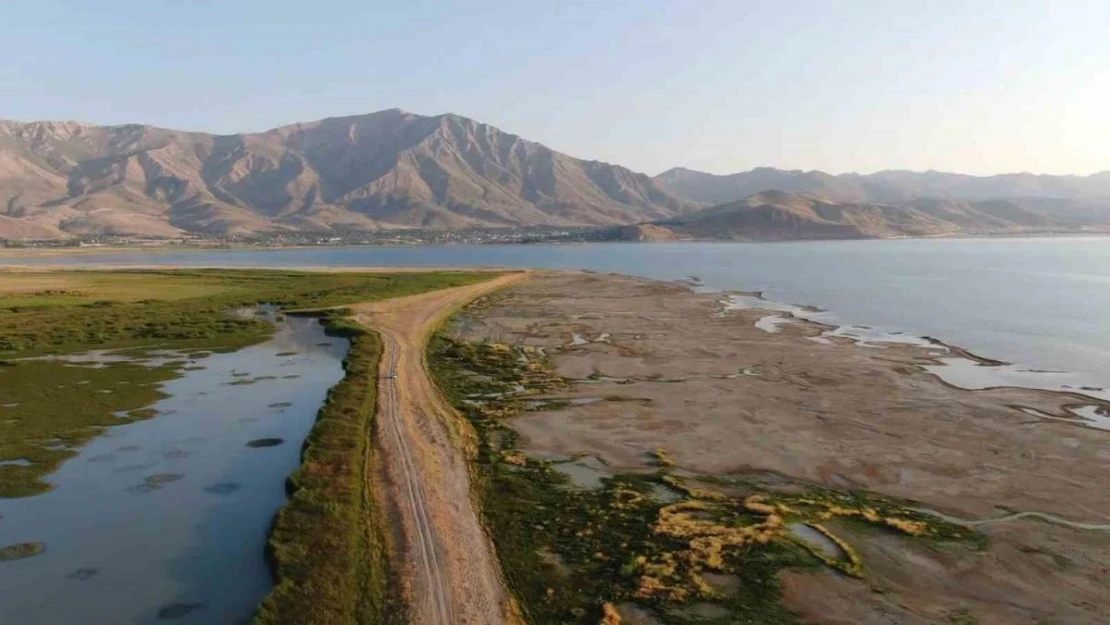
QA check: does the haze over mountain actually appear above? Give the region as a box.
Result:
[614,189,1110,242]
[655,166,1110,207]
[0,109,691,239]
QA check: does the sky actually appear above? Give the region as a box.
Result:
[1,0,1107,176]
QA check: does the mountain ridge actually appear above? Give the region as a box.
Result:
[0,109,693,239]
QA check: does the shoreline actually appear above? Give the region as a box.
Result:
[0,263,510,273]
[457,270,1110,511]
[719,288,1109,407]
[3,236,1106,390]
[2,262,1104,413]
[2,230,1108,259]
[437,270,1110,624]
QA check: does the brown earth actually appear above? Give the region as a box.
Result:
[353,272,528,624]
[454,271,1110,625]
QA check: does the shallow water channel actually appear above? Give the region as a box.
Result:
[0,316,348,625]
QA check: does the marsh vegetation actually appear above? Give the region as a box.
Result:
[253,318,404,625]
[429,330,983,624]
[0,269,492,357]
[0,268,492,624]
[0,269,491,497]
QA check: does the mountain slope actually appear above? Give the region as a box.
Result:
[656,167,867,205]
[0,110,694,238]
[634,190,1104,241]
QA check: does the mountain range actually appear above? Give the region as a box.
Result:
[0,109,691,239]
[1,108,1108,240]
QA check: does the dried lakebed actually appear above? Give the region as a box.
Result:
[441,271,1110,625]
[723,294,1110,433]
[0,316,347,625]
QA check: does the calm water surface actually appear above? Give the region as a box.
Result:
[0,317,347,625]
[20,236,1110,380]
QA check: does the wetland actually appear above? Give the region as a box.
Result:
[3,260,1109,624]
[0,268,493,625]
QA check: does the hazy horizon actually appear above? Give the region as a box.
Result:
[2,1,1107,177]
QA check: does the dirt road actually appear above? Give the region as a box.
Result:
[354,272,526,625]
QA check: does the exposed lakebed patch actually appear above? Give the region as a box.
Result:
[432,324,986,624]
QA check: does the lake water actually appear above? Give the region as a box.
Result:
[17,236,1110,384]
[0,317,348,625]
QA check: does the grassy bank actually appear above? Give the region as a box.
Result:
[0,269,493,357]
[0,269,492,496]
[252,315,401,625]
[428,330,985,625]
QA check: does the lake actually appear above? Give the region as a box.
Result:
[0,316,348,625]
[15,236,1110,383]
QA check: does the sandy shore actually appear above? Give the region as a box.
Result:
[453,271,1110,625]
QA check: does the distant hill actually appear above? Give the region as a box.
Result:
[654,166,1110,218]
[0,109,693,239]
[656,167,859,205]
[620,190,1110,241]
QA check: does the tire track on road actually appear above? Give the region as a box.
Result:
[378,331,454,624]
[356,272,528,625]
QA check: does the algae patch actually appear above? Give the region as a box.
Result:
[0,541,45,562]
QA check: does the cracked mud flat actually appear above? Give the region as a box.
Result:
[455,271,1110,625]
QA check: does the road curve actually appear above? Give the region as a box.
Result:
[354,273,527,625]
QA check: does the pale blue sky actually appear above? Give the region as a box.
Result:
[1,1,1107,176]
